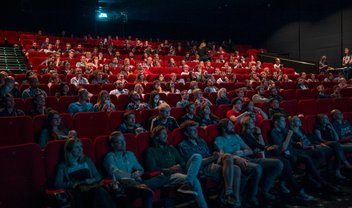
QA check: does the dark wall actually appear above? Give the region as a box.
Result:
[264,0,352,67]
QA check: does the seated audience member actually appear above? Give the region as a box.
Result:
[70,68,89,86]
[227,97,251,123]
[289,115,352,180]
[179,102,201,125]
[38,110,75,148]
[216,71,229,84]
[134,73,148,85]
[187,81,198,94]
[93,90,115,112]
[240,116,315,201]
[67,88,93,115]
[166,80,180,94]
[204,78,218,93]
[252,85,270,103]
[331,109,352,140]
[22,75,48,99]
[215,119,283,206]
[216,88,230,105]
[0,93,25,116]
[338,77,349,89]
[148,91,166,109]
[296,78,308,90]
[235,87,250,102]
[125,90,149,111]
[198,104,219,127]
[145,126,208,208]
[109,80,129,97]
[47,73,62,88]
[0,76,21,98]
[55,82,72,98]
[270,113,336,190]
[176,90,190,108]
[28,93,50,116]
[193,88,212,107]
[54,138,115,208]
[117,111,145,134]
[134,83,145,99]
[150,103,179,132]
[330,85,342,98]
[273,58,283,70]
[316,85,331,99]
[152,80,164,93]
[104,132,169,208]
[268,86,283,102]
[268,99,288,119]
[178,120,241,207]
[242,100,268,126]
[91,70,109,85]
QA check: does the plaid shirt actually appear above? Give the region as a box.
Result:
[178,137,211,161]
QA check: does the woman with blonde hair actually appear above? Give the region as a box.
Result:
[55,138,115,208]
[93,90,115,112]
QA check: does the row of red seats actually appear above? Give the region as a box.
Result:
[3,110,351,207]
[2,97,352,147]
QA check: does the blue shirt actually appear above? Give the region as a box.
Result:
[67,102,93,115]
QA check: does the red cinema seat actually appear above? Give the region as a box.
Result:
[108,111,125,132]
[341,88,352,98]
[101,83,115,92]
[280,100,298,116]
[93,135,111,173]
[140,108,159,129]
[316,98,335,114]
[136,132,151,164]
[166,93,182,107]
[170,107,186,121]
[304,115,317,134]
[259,119,272,144]
[296,89,315,100]
[115,94,130,110]
[342,112,352,123]
[298,99,317,116]
[206,124,219,151]
[0,144,45,207]
[73,112,109,140]
[334,98,351,112]
[214,104,232,119]
[79,84,101,95]
[58,96,79,113]
[0,116,34,146]
[280,89,296,100]
[170,126,206,147]
[32,114,46,140]
[60,113,73,130]
[280,82,296,89]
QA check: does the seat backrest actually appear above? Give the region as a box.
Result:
[58,96,79,113]
[108,111,125,132]
[0,143,45,207]
[73,112,109,140]
[93,135,111,176]
[206,124,219,151]
[280,89,296,100]
[316,98,335,114]
[0,116,34,146]
[259,119,272,144]
[333,98,351,112]
[296,89,315,100]
[298,99,317,116]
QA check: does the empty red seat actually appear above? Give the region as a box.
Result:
[280,89,296,100]
[316,98,335,114]
[206,124,219,151]
[280,100,298,116]
[166,93,181,107]
[115,94,130,110]
[170,107,186,121]
[298,99,317,116]
[296,89,315,100]
[259,119,272,143]
[0,116,34,146]
[79,84,101,95]
[0,143,45,207]
[333,98,351,112]
[341,88,352,98]
[73,112,109,140]
[304,115,317,134]
[214,104,232,119]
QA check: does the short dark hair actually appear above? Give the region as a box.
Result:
[180,120,198,136]
[218,118,230,134]
[231,97,242,107]
[272,113,285,124]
